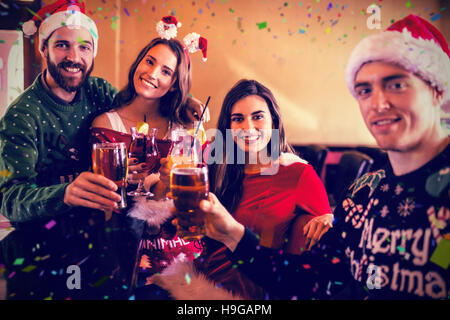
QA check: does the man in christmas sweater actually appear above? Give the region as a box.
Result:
[154,15,449,299]
[0,1,121,224]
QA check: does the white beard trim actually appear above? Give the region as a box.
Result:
[128,197,175,228]
[149,253,243,300]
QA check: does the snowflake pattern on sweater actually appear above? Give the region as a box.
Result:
[335,144,450,299]
[232,144,449,300]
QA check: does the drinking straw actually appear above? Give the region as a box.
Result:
[189,96,211,154]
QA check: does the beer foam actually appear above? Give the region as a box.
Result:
[171,167,205,175]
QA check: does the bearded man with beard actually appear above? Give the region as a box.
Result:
[0,1,121,224]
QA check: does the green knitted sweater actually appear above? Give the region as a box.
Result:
[0,74,117,223]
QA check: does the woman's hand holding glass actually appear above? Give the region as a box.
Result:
[127,157,151,184]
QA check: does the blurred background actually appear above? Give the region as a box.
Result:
[1,0,449,146]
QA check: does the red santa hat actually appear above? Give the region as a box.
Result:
[183,32,208,61]
[345,14,450,109]
[156,15,182,40]
[22,0,99,57]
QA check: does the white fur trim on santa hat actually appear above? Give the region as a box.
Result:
[345,28,450,106]
[128,197,175,228]
[149,253,243,300]
[22,20,38,36]
[39,10,99,57]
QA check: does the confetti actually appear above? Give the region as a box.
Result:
[124,8,130,16]
[22,265,37,272]
[0,169,12,177]
[430,14,441,21]
[13,258,24,266]
[90,28,98,39]
[25,7,43,21]
[257,21,267,29]
[45,219,56,230]
[430,238,450,269]
[93,275,108,287]
[185,273,192,284]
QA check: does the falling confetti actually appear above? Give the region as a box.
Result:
[0,169,12,177]
[45,219,56,230]
[257,21,267,29]
[430,13,441,21]
[185,272,192,284]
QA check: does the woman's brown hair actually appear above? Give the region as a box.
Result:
[209,79,294,213]
[113,38,191,124]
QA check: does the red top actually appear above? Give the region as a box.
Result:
[196,161,332,299]
[234,162,331,249]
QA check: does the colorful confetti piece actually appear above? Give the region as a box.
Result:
[45,220,56,230]
[430,14,441,21]
[0,169,12,177]
[257,21,267,29]
[430,239,450,269]
[185,273,192,284]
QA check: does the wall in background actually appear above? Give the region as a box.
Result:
[3,0,449,146]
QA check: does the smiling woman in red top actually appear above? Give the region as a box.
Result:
[155,79,333,299]
[209,79,333,253]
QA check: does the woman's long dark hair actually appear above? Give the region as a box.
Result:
[113,38,191,124]
[209,79,294,213]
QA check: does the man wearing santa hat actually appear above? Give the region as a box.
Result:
[0,0,123,224]
[155,15,449,300]
[0,2,206,224]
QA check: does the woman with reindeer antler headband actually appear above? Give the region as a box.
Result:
[90,16,209,298]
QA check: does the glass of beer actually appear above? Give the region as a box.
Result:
[170,163,209,241]
[92,142,128,209]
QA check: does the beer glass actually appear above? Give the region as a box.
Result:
[170,163,209,241]
[167,128,199,169]
[92,142,128,209]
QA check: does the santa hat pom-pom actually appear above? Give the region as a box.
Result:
[22,20,37,36]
